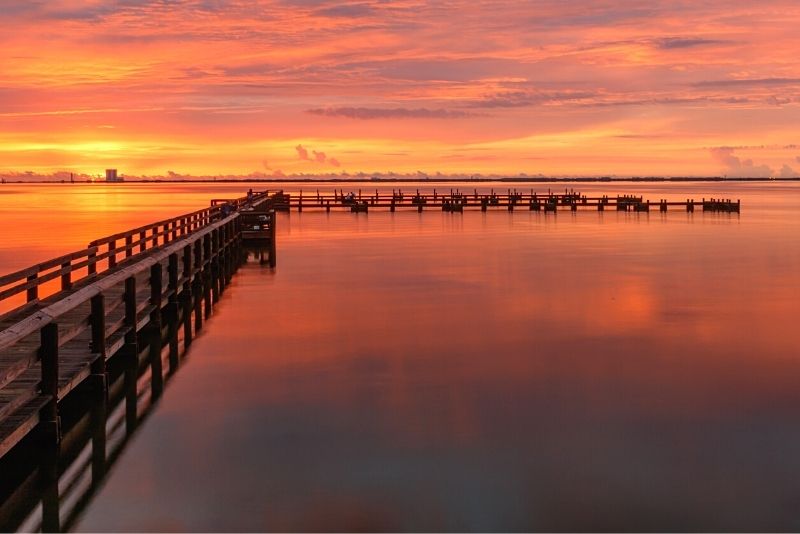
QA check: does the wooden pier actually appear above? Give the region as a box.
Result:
[284,188,741,213]
[0,192,278,461]
[0,184,740,468]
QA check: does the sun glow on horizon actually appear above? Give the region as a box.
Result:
[1,1,800,178]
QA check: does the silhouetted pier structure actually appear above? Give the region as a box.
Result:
[285,188,741,213]
[0,191,278,464]
[0,184,742,526]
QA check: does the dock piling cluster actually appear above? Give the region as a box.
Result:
[282,188,740,214]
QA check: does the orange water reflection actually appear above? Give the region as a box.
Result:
[2,182,800,530]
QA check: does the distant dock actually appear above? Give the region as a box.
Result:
[284,188,741,213]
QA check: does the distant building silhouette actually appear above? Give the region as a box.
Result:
[105,169,123,182]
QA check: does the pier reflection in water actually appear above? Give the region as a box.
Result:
[0,246,270,533]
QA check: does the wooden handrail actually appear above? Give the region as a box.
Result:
[0,191,268,315]
[0,211,242,351]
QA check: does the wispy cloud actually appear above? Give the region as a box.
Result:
[306,107,478,119]
[2,0,800,176]
[653,37,727,50]
[694,78,800,88]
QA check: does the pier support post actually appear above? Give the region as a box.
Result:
[269,211,277,268]
[167,253,180,373]
[149,262,164,399]
[203,235,212,320]
[89,293,108,395]
[210,231,220,304]
[90,372,107,491]
[123,276,139,432]
[193,241,203,332]
[39,323,61,444]
[193,277,203,333]
[182,245,193,348]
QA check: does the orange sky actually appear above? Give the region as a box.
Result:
[1,1,800,178]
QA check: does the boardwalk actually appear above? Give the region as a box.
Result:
[0,192,278,461]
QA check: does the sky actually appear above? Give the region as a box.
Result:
[1,0,800,178]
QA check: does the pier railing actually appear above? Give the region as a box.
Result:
[0,192,269,318]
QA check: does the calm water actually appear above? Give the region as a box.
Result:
[2,181,800,531]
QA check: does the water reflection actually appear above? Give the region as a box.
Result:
[76,189,800,531]
[0,246,274,533]
[1,182,800,531]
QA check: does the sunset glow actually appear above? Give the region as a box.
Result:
[2,1,800,177]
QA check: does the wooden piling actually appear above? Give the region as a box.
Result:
[39,323,60,443]
[89,293,107,383]
[149,262,164,398]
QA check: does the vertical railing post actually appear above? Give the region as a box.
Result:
[108,239,117,269]
[60,260,72,291]
[139,230,146,252]
[126,234,133,258]
[88,241,97,275]
[26,270,38,302]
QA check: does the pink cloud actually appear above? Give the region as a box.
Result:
[778,164,798,178]
[709,147,773,178]
[3,1,800,176]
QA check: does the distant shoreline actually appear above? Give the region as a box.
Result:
[2,177,799,184]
